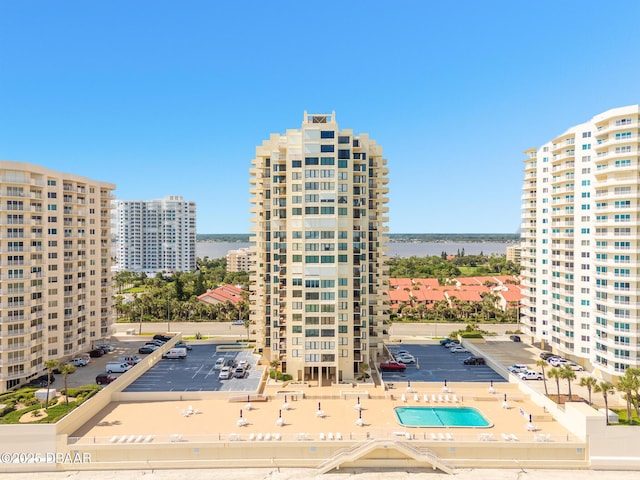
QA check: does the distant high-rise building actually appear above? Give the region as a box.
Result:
[249,111,390,383]
[114,196,196,273]
[0,161,115,392]
[226,247,252,273]
[520,105,640,379]
[505,245,522,264]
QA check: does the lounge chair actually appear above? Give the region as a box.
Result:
[135,435,144,443]
[510,434,519,441]
[320,432,326,440]
[453,395,459,403]
[264,433,271,441]
[110,436,118,443]
[446,433,453,441]
[401,394,407,402]
[335,432,342,440]
[438,394,444,402]
[502,433,511,441]
[144,435,154,443]
[327,432,334,440]
[257,433,264,441]
[432,394,437,403]
[273,433,281,441]
[431,433,438,440]
[249,433,256,441]
[445,394,450,403]
[438,433,446,440]
[414,394,419,402]
[423,394,429,402]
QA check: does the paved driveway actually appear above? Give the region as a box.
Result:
[380,343,505,385]
[123,345,262,393]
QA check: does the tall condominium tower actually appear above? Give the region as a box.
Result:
[114,196,196,274]
[520,105,640,380]
[249,111,390,383]
[0,161,115,392]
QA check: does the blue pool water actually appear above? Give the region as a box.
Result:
[394,406,492,428]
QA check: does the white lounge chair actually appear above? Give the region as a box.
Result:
[414,394,419,402]
[264,433,271,441]
[423,394,429,402]
[249,433,256,441]
[257,433,264,441]
[327,432,334,440]
[431,433,438,440]
[502,433,511,441]
[273,433,281,441]
[144,435,154,443]
[445,394,451,403]
[335,432,342,440]
[446,433,454,441]
[118,435,127,443]
[110,436,118,443]
[135,435,144,443]
[127,435,136,443]
[453,395,459,403]
[432,394,437,403]
[320,432,326,440]
[438,394,444,402]
[401,394,407,402]
[510,434,519,441]
[438,433,446,440]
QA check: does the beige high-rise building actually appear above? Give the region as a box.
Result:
[249,112,389,383]
[0,161,115,392]
[520,105,640,380]
[226,247,252,272]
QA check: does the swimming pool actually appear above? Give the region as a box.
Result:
[394,406,492,428]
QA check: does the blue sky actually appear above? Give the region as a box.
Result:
[1,1,639,234]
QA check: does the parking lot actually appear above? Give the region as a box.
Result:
[381,343,506,384]
[123,345,263,393]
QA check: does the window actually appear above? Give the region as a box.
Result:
[320,131,334,138]
[320,145,334,152]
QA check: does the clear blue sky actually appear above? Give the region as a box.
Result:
[1,1,639,234]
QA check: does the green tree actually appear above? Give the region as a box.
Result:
[616,369,640,424]
[547,367,562,403]
[595,381,615,425]
[43,359,59,409]
[59,364,76,405]
[536,359,549,395]
[579,376,598,406]
[560,365,576,402]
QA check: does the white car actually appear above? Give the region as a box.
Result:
[67,357,89,367]
[218,366,232,380]
[565,362,584,372]
[396,354,416,364]
[518,370,543,380]
[548,357,567,367]
[508,364,528,374]
[449,346,468,353]
[214,358,226,370]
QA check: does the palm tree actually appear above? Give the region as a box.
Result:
[616,369,639,424]
[536,360,549,395]
[43,359,59,409]
[579,376,598,406]
[59,364,76,405]
[547,367,562,403]
[560,365,576,402]
[595,381,615,425]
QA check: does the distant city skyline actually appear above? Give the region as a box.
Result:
[1,1,639,233]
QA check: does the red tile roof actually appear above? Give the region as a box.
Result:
[197,284,245,305]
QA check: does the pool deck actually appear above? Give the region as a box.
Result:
[71,381,573,443]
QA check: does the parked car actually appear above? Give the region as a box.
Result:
[379,361,407,372]
[118,355,142,365]
[214,357,226,370]
[445,341,461,348]
[565,362,584,372]
[548,357,567,367]
[463,356,486,365]
[138,345,159,354]
[95,373,117,385]
[439,338,455,346]
[449,346,468,353]
[233,366,247,379]
[396,354,416,364]
[96,343,114,353]
[508,364,528,374]
[231,320,244,326]
[162,347,187,359]
[174,341,192,350]
[88,349,104,358]
[25,373,55,387]
[148,339,166,347]
[509,335,521,342]
[153,334,173,342]
[539,352,555,360]
[518,370,544,381]
[67,357,89,367]
[106,362,133,374]
[218,366,232,380]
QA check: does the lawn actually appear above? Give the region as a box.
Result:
[614,408,640,426]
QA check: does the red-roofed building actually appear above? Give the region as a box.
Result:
[197,284,246,306]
